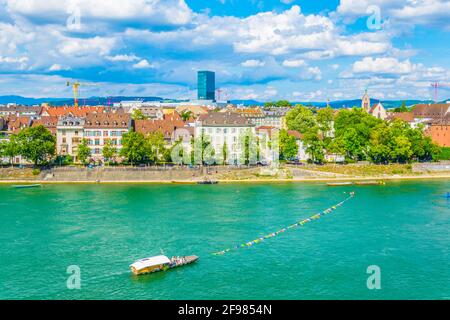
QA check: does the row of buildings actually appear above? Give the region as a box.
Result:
[362,91,450,147]
[1,94,449,165]
[0,104,291,165]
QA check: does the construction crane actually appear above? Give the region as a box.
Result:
[66,81,99,107]
[430,82,450,103]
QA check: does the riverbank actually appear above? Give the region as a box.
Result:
[0,163,449,184]
[1,174,449,184]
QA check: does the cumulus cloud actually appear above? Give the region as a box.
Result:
[282,59,306,67]
[337,0,450,28]
[241,59,265,67]
[5,0,193,27]
[352,57,415,75]
[132,59,154,69]
[124,5,392,59]
[106,54,139,62]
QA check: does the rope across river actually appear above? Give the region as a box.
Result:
[212,192,355,255]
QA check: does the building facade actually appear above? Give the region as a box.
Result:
[56,116,85,162]
[195,112,255,164]
[369,102,388,120]
[197,71,215,101]
[84,113,131,161]
[361,90,371,112]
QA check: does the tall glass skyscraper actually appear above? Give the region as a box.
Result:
[197,71,215,100]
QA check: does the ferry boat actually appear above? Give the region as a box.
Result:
[130,255,199,276]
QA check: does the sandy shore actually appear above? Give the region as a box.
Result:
[1,173,449,184]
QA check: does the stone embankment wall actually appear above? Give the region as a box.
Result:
[38,165,266,182]
[413,161,450,173]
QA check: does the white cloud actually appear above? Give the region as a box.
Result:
[106,54,139,62]
[58,36,116,57]
[0,73,192,98]
[282,59,306,67]
[125,5,392,59]
[48,64,71,71]
[352,57,415,74]
[5,0,193,26]
[241,59,265,67]
[132,59,153,69]
[337,0,450,28]
[307,67,322,80]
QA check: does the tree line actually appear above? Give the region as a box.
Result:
[285,105,440,164]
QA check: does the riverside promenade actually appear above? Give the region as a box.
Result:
[0,162,449,183]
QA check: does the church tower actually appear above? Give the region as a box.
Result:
[361,90,371,112]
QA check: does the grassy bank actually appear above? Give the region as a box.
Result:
[1,163,449,183]
[300,163,416,176]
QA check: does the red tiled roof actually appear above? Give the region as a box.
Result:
[387,112,414,122]
[31,116,58,135]
[287,130,303,140]
[85,113,131,129]
[197,111,252,127]
[42,106,104,117]
[7,116,31,134]
[413,103,450,119]
[135,118,186,140]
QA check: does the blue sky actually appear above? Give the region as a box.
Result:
[0,0,449,101]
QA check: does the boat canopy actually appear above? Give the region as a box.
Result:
[130,255,171,270]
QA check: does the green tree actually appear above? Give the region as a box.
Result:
[285,105,318,134]
[326,136,345,156]
[192,133,214,165]
[0,135,20,165]
[102,139,117,165]
[368,123,392,164]
[222,142,228,165]
[279,129,298,160]
[238,128,258,165]
[181,110,193,121]
[17,125,56,166]
[316,106,334,135]
[390,135,412,163]
[303,132,324,164]
[147,132,167,163]
[393,101,409,113]
[275,100,291,107]
[77,139,91,164]
[334,108,382,161]
[131,109,148,120]
[120,131,148,165]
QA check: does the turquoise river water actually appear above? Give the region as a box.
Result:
[0,180,449,299]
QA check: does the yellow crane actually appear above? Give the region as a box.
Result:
[66,81,99,107]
